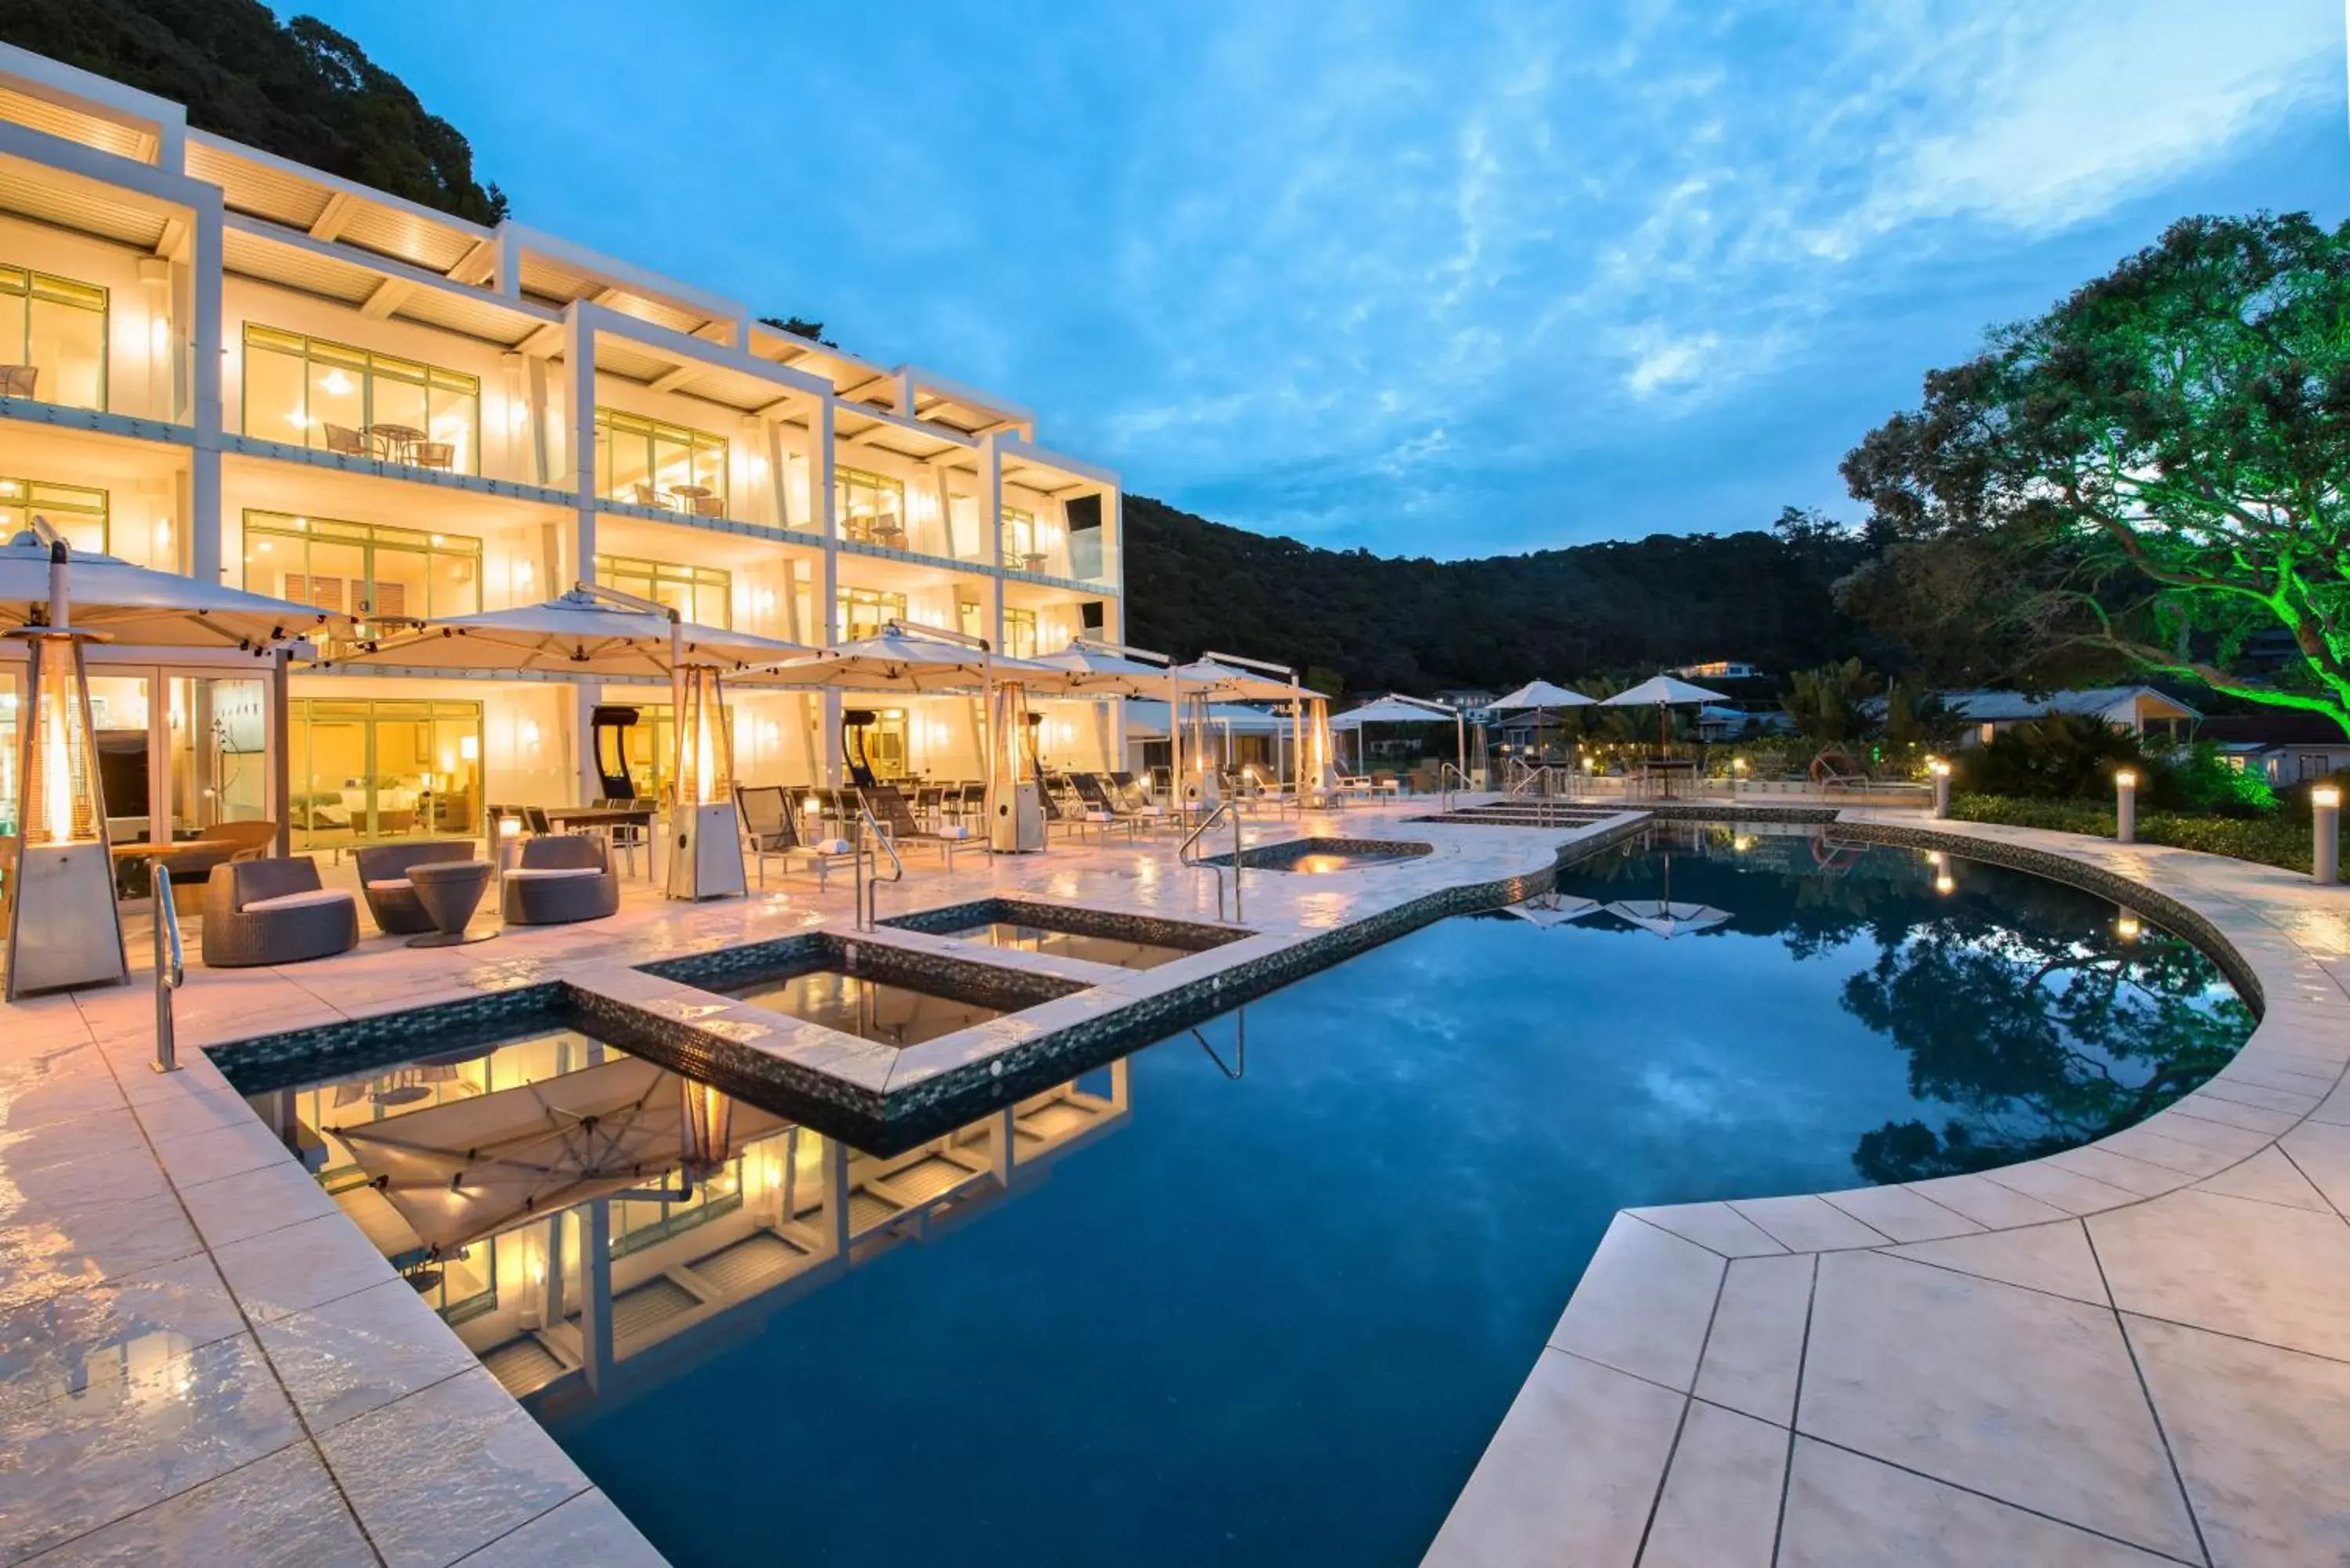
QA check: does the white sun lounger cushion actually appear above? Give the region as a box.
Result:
[808,838,855,855]
[241,889,358,913]
[504,866,604,881]
[364,879,416,892]
[935,825,975,840]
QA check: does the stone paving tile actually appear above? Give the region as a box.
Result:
[125,1082,266,1144]
[1795,1250,2200,1559]
[0,1190,206,1315]
[2190,1078,2323,1117]
[1422,1349,1685,1568]
[1622,1201,1786,1259]
[1900,1172,2071,1230]
[2046,1146,2195,1199]
[2153,1095,2301,1136]
[255,1279,478,1433]
[2124,1313,2350,1568]
[2312,1080,2350,1126]
[1548,1215,1724,1393]
[2278,1120,2350,1216]
[145,1119,291,1190]
[0,1332,303,1564]
[316,1365,590,1568]
[1817,1184,1981,1243]
[448,1489,670,1567]
[1881,1219,2111,1308]
[1727,1194,1888,1252]
[2089,1188,2350,1363]
[1777,1438,2186,1568]
[0,1110,144,1178]
[174,1160,342,1252]
[15,1441,375,1567]
[1692,1252,1814,1427]
[2191,1144,2336,1213]
[1978,1161,2140,1217]
[0,1252,244,1415]
[210,1210,400,1326]
[1637,1399,1785,1568]
[0,1143,172,1228]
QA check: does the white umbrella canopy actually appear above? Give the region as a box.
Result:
[323,588,804,677]
[1026,638,1184,697]
[1490,679,1593,711]
[1170,656,1308,702]
[1603,898,1732,939]
[1329,694,1460,729]
[1500,892,1602,928]
[1602,674,1732,708]
[736,624,1071,693]
[0,536,352,649]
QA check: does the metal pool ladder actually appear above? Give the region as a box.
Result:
[151,864,186,1072]
[1180,800,1244,923]
[851,805,903,931]
[1437,761,1473,813]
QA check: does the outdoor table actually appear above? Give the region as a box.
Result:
[668,483,714,514]
[405,859,494,947]
[1639,758,1700,800]
[541,804,658,880]
[366,423,425,464]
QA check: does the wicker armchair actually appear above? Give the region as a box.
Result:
[201,858,359,967]
[353,840,479,934]
[500,834,620,926]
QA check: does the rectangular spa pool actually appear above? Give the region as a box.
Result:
[885,897,1246,971]
[720,966,1004,1047]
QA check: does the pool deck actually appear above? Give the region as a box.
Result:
[3,797,2342,1565]
[1426,810,2350,1568]
[0,798,1618,1566]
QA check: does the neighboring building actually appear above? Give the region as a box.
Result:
[1674,660,1762,681]
[2195,713,2350,785]
[1942,687,2198,748]
[0,45,1122,853]
[1432,687,1497,714]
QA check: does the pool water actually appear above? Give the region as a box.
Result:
[539,825,2247,1566]
[938,919,1195,969]
[722,966,1004,1046]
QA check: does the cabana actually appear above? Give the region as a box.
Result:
[1329,693,1466,780]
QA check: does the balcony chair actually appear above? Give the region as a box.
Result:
[321,422,373,458]
[0,366,36,399]
[354,840,480,935]
[201,857,360,967]
[629,482,665,508]
[411,441,456,471]
[501,834,620,926]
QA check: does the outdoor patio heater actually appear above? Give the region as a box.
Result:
[668,663,746,900]
[5,541,128,999]
[989,680,1043,852]
[678,1075,733,1193]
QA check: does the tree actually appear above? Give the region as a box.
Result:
[1842,213,2350,734]
[757,315,836,348]
[1781,658,1877,747]
[1,1,507,224]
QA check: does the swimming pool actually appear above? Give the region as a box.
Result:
[522,822,2248,1566]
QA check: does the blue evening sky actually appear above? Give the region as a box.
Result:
[305,0,2345,558]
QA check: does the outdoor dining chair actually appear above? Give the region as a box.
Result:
[0,365,37,398]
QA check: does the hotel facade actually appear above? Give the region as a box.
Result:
[0,45,1125,857]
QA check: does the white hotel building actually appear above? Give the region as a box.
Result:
[0,44,1125,857]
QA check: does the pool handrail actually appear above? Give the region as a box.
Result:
[1179,800,1244,923]
[151,863,186,1073]
[852,805,903,931]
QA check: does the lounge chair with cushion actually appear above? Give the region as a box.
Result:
[501,834,620,925]
[859,783,975,866]
[354,840,480,934]
[737,785,855,886]
[201,857,360,967]
[1069,772,1152,835]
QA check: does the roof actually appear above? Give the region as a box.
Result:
[2195,713,2350,746]
[1943,686,2200,723]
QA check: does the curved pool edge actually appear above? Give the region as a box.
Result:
[1424,811,2350,1566]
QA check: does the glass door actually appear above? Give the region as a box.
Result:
[167,676,269,838]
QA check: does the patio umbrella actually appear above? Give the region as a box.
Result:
[1499,891,1601,928]
[1328,693,1466,776]
[1601,836,1729,938]
[1488,680,1593,763]
[1600,674,1732,753]
[0,531,353,649]
[1171,653,1318,799]
[1030,639,1206,808]
[328,1056,789,1255]
[320,587,805,679]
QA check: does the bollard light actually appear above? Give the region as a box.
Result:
[2117,909,2142,942]
[1928,757,1951,819]
[2314,786,2341,884]
[1935,870,1955,895]
[2113,768,2138,844]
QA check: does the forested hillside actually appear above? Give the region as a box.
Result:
[1,0,504,222]
[1123,495,1879,694]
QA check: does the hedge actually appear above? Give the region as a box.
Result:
[1948,793,2340,880]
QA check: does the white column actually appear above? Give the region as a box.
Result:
[562,306,596,574]
[982,434,1004,649]
[815,396,842,785]
[577,1200,614,1393]
[524,354,552,486]
[136,258,171,422]
[187,197,223,585]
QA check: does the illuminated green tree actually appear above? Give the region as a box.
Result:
[1842,213,2350,730]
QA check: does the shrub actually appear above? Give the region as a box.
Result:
[2149,741,2278,818]
[1948,793,2337,879]
[1956,714,2146,801]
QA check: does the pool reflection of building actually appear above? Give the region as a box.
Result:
[249,1034,1130,1405]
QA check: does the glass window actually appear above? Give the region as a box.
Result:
[0,264,107,410]
[244,510,482,628]
[836,587,906,641]
[1000,506,1038,565]
[241,324,480,473]
[595,408,728,513]
[595,554,732,628]
[1002,606,1039,660]
[288,697,482,849]
[836,467,906,545]
[0,477,107,554]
